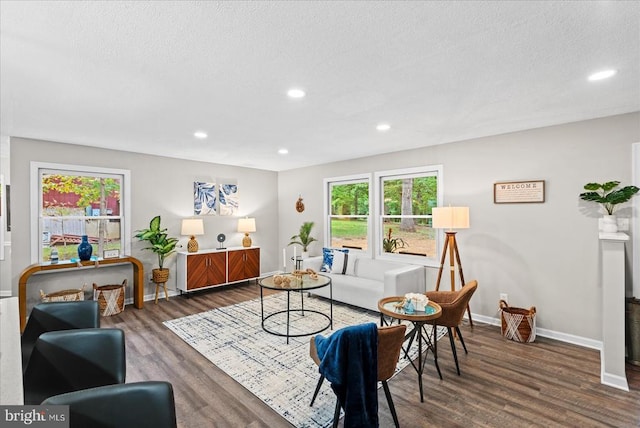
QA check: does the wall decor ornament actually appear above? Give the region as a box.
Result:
[194,181,217,215]
[296,196,305,213]
[218,182,239,216]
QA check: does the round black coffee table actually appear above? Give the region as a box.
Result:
[259,273,332,344]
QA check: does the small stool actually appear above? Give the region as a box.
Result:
[154,282,169,304]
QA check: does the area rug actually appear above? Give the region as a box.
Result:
[163,293,445,428]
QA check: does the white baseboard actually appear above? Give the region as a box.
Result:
[601,366,630,392]
[468,312,603,350]
[0,290,12,298]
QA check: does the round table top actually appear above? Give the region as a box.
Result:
[259,273,331,291]
[378,296,442,322]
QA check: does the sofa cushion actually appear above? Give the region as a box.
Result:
[356,258,404,282]
[330,251,351,274]
[321,247,349,272]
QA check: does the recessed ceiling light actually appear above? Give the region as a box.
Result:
[588,69,617,81]
[194,131,208,139]
[376,123,391,132]
[278,148,289,155]
[287,88,306,99]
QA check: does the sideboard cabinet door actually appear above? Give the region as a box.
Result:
[228,248,260,283]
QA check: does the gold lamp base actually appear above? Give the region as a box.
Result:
[187,236,199,253]
[242,233,252,247]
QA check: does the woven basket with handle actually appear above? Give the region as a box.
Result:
[40,285,85,302]
[93,279,127,316]
[500,299,536,343]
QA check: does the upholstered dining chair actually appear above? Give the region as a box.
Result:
[425,280,478,376]
[21,301,100,373]
[42,381,177,428]
[309,324,407,428]
[23,328,126,405]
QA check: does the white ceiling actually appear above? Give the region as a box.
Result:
[1,1,639,171]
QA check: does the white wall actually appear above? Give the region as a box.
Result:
[0,136,10,297]
[278,112,640,342]
[9,138,279,311]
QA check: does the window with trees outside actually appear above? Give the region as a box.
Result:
[31,162,131,264]
[325,176,370,251]
[375,166,442,261]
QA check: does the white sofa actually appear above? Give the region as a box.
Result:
[301,256,426,312]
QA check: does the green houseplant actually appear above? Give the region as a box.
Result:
[382,228,407,253]
[289,221,317,256]
[580,181,639,233]
[134,215,179,283]
[579,181,640,215]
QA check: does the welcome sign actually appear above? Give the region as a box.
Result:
[494,180,545,203]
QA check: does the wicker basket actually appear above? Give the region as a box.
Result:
[500,299,536,343]
[152,268,170,283]
[40,285,85,302]
[93,279,127,316]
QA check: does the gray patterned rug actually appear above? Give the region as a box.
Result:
[164,293,444,428]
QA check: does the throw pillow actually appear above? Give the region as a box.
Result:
[330,250,349,275]
[320,247,349,272]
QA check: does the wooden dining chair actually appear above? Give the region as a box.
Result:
[309,324,407,428]
[426,280,478,375]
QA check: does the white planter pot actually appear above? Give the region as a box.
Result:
[301,251,310,259]
[602,215,618,233]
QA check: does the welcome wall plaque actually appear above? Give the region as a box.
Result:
[494,180,545,204]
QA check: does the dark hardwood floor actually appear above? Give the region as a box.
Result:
[101,283,640,428]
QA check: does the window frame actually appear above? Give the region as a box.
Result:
[323,173,372,256]
[373,165,443,266]
[30,162,131,264]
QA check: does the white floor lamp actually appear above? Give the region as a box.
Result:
[433,206,473,326]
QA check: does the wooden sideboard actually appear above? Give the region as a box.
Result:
[18,256,144,332]
[176,247,260,293]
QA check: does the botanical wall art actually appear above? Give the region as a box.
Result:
[194,181,217,215]
[218,181,239,216]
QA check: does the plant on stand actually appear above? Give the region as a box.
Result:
[134,215,179,283]
[579,181,639,232]
[289,221,317,258]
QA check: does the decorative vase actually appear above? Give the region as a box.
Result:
[302,251,310,259]
[77,235,93,261]
[602,215,618,233]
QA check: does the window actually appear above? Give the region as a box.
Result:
[324,175,370,251]
[374,166,443,263]
[31,162,131,263]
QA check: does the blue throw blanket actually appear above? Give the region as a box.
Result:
[315,322,378,428]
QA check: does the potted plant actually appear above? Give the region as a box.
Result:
[382,228,407,253]
[289,221,317,258]
[134,215,179,283]
[579,181,639,232]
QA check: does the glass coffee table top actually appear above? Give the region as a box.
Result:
[259,273,330,291]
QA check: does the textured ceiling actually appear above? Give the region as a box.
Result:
[1,1,639,171]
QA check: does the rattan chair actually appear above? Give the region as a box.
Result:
[425,280,478,375]
[21,301,100,373]
[23,328,125,405]
[309,324,407,428]
[42,381,177,428]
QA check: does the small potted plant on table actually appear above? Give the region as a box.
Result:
[289,221,317,258]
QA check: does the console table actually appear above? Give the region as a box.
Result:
[18,256,144,332]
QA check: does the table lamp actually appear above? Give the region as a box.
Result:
[181,218,204,253]
[238,217,256,247]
